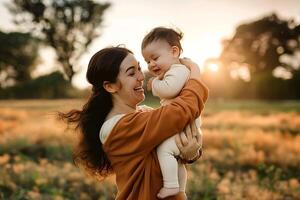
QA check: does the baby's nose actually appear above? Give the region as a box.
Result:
[150,60,156,67]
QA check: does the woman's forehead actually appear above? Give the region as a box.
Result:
[120,53,138,72]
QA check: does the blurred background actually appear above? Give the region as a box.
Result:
[0,0,299,199]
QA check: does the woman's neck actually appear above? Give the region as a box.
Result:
[106,98,136,120]
[110,104,136,115]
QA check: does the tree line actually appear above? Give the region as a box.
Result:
[0,0,110,98]
[203,13,300,100]
[0,1,299,99]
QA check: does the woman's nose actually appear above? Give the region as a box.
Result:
[138,71,145,81]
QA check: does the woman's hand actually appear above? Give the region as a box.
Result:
[175,121,202,162]
[147,77,154,91]
[180,58,201,81]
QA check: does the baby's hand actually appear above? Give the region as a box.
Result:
[137,105,153,112]
[180,57,201,81]
[180,58,199,71]
[157,73,164,80]
[147,77,154,91]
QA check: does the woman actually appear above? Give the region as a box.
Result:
[60,47,208,200]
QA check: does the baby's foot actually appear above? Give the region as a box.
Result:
[157,187,180,199]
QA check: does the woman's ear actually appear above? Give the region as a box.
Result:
[171,46,180,58]
[103,81,119,93]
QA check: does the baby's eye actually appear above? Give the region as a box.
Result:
[153,56,159,61]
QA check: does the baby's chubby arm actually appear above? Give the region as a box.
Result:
[152,64,190,99]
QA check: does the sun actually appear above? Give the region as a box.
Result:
[207,63,219,72]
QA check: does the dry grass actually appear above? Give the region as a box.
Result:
[0,99,300,200]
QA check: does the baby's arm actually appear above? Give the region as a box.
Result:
[152,64,190,99]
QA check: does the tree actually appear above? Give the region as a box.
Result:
[220,13,300,79]
[8,0,110,81]
[0,31,39,88]
[0,71,84,99]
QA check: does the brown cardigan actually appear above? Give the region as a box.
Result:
[103,79,209,200]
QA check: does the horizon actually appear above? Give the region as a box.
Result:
[0,0,300,88]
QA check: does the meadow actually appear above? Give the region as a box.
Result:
[0,99,300,200]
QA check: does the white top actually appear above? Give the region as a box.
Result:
[151,63,202,126]
[99,105,153,144]
[152,64,190,105]
[99,114,125,143]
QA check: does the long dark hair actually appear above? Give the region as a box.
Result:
[59,47,132,179]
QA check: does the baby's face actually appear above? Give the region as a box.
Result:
[142,40,178,77]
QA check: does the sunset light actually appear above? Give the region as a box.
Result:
[207,63,219,72]
[0,0,300,199]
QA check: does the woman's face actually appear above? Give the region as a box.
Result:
[115,53,145,107]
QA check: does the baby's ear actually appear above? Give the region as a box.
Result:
[171,46,180,57]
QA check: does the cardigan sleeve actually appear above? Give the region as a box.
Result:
[104,79,208,156]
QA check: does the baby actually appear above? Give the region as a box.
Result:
[142,27,202,198]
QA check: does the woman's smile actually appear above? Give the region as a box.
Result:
[134,86,144,93]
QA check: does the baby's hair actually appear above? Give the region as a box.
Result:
[141,27,183,54]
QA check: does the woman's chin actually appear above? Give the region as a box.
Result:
[137,94,145,105]
[139,95,145,103]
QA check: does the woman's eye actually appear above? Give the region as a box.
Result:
[128,70,136,76]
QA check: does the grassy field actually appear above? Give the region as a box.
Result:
[0,99,300,200]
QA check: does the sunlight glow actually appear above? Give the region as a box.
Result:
[230,66,251,81]
[208,63,219,72]
[1,0,299,89]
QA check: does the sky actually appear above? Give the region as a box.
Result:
[0,0,300,88]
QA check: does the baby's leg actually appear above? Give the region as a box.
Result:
[195,116,203,146]
[157,135,181,199]
[195,116,202,132]
[178,162,187,193]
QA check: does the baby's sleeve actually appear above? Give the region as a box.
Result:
[152,64,190,99]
